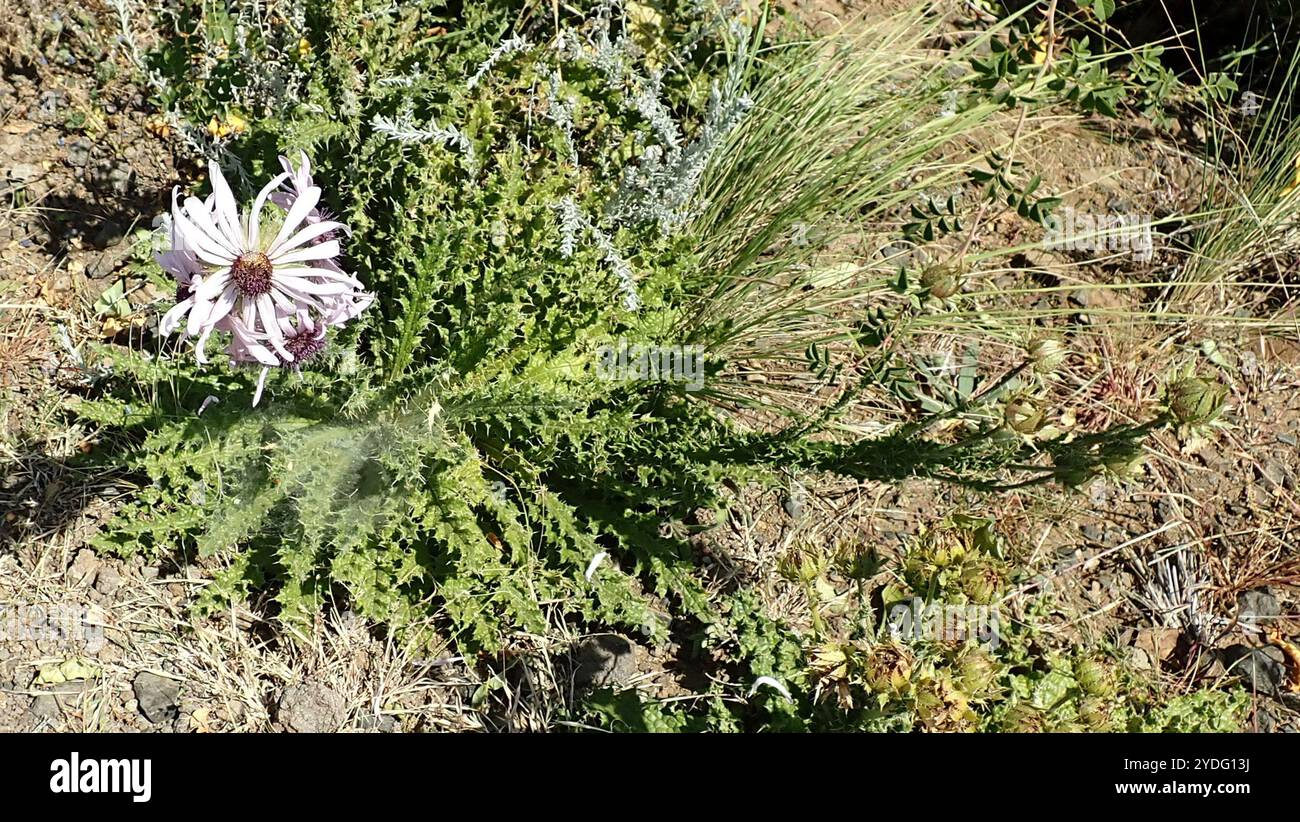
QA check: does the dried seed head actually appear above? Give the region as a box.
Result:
[863,643,914,695]
[960,562,1004,605]
[957,649,1000,694]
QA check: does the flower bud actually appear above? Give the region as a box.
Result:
[957,649,1000,694]
[778,547,823,585]
[1102,442,1146,479]
[960,562,1004,604]
[1167,376,1228,426]
[862,643,914,695]
[1077,695,1113,729]
[921,264,964,299]
[1004,396,1045,434]
[1026,336,1067,375]
[1074,657,1116,698]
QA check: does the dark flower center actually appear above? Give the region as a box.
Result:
[231,251,273,296]
[281,330,326,364]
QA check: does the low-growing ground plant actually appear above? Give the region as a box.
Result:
[65,0,1276,731]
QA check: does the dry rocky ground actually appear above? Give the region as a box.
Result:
[1,0,1298,731]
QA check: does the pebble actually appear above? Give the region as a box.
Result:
[132,671,181,724]
[569,634,637,689]
[66,136,91,167]
[278,682,347,733]
[8,162,43,182]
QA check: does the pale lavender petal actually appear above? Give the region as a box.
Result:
[172,191,236,265]
[252,367,269,406]
[270,240,341,266]
[271,283,328,313]
[207,161,245,247]
[195,323,215,364]
[177,205,238,264]
[194,270,232,303]
[276,275,356,296]
[258,294,292,360]
[205,287,238,328]
[247,171,291,249]
[267,185,321,253]
[160,298,193,336]
[155,249,201,280]
[186,293,215,337]
[183,195,240,257]
[271,266,364,287]
[270,220,347,256]
[269,288,299,314]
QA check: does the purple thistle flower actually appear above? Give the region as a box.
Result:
[157,154,374,405]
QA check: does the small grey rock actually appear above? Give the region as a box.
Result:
[1237,588,1279,629]
[37,89,65,119]
[66,137,91,167]
[27,693,61,724]
[94,563,122,596]
[1256,461,1289,491]
[569,634,637,689]
[67,548,101,587]
[133,671,180,724]
[278,682,347,733]
[88,244,132,280]
[782,482,806,519]
[1126,645,1153,672]
[9,162,43,183]
[357,712,399,732]
[1221,644,1286,693]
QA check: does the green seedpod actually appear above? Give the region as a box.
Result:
[959,561,1004,605]
[1002,702,1050,732]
